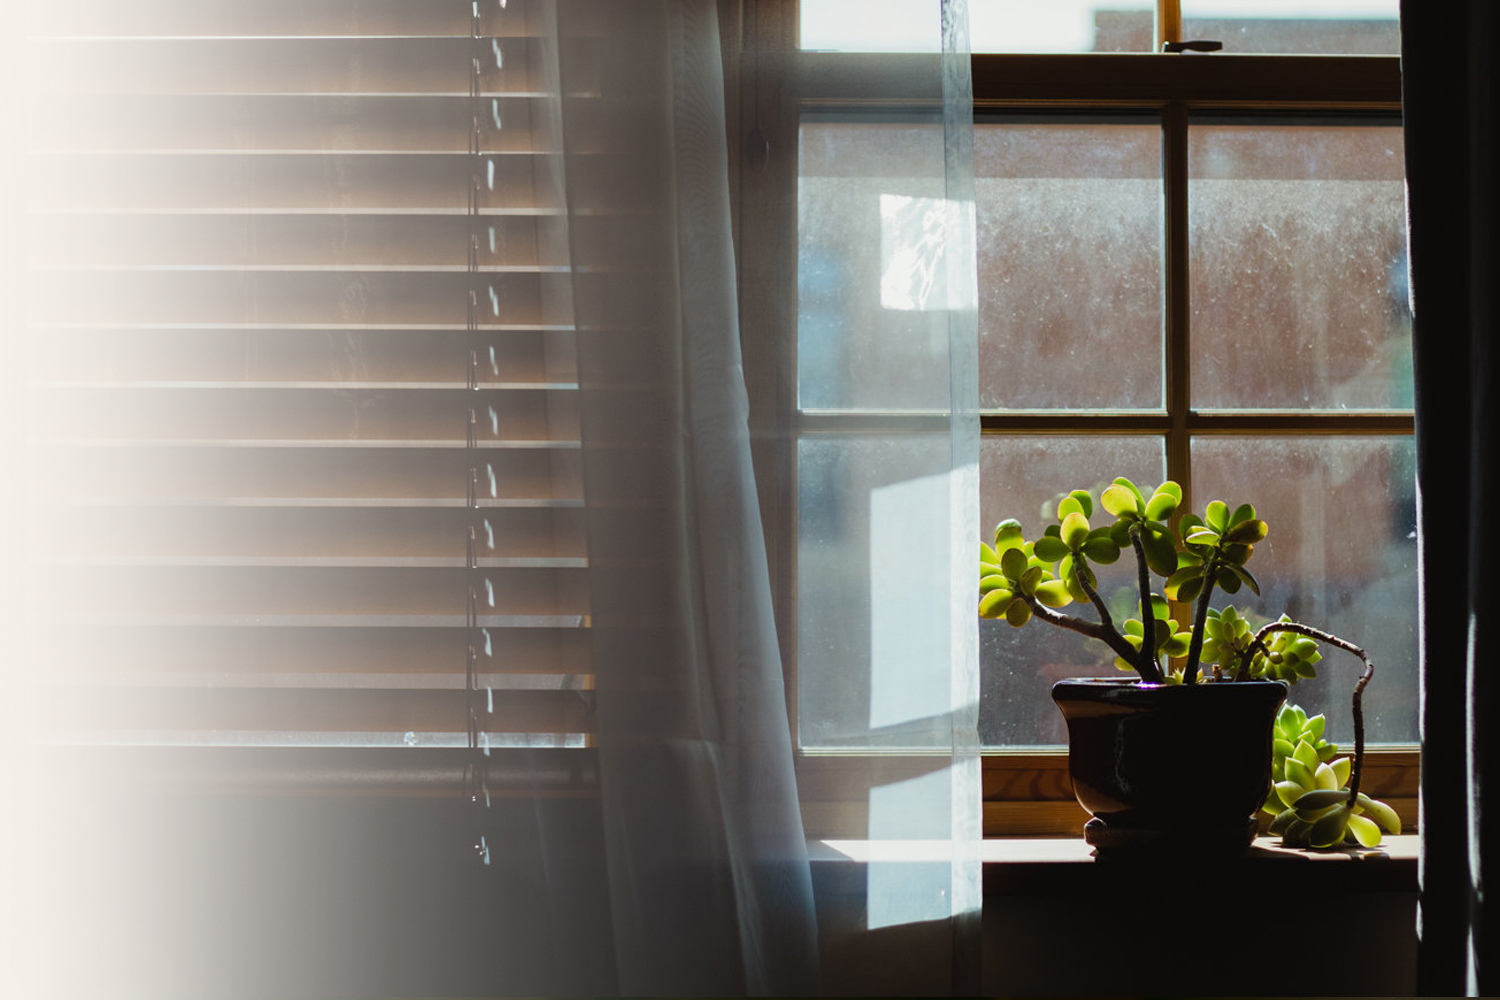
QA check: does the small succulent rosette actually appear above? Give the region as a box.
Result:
[1263,704,1401,848]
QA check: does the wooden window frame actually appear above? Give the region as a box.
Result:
[733,3,1417,837]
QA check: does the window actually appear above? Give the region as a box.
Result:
[21,0,594,785]
[738,0,1416,835]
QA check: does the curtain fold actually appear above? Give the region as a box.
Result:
[1401,1,1498,994]
[557,1,819,993]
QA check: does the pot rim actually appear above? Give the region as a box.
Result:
[1051,676,1288,703]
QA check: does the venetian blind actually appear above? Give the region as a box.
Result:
[22,0,596,754]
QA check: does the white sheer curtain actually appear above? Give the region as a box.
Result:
[559,0,979,993]
[554,1,820,993]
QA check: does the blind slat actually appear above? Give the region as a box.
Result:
[27,3,592,746]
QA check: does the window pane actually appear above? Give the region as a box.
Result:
[1191,435,1417,743]
[800,0,1156,53]
[799,120,955,411]
[798,434,963,749]
[1189,123,1411,411]
[978,435,1165,746]
[1181,1,1400,54]
[977,121,1163,410]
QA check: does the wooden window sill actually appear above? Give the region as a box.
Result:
[810,834,1418,894]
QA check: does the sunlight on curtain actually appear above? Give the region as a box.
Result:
[778,0,982,988]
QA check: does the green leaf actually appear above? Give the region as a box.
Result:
[1205,500,1229,533]
[1081,534,1121,564]
[1068,489,1094,519]
[1309,805,1352,848]
[1019,565,1045,595]
[1222,542,1253,565]
[994,518,1024,549]
[1331,756,1352,787]
[1268,807,1298,835]
[1034,579,1073,608]
[980,541,999,565]
[1227,563,1260,596]
[1033,535,1070,563]
[1285,757,1316,792]
[1000,546,1028,582]
[1100,485,1139,518]
[1275,781,1309,807]
[1222,518,1269,545]
[1218,572,1242,595]
[1142,526,1178,577]
[1168,575,1204,604]
[1113,477,1147,510]
[1147,594,1171,621]
[1060,511,1091,549]
[1145,489,1179,521]
[1281,817,1313,847]
[1161,634,1190,657]
[1293,740,1321,773]
[1227,503,1257,528]
[1057,496,1085,520]
[1356,794,1403,834]
[979,573,1009,594]
[1314,762,1340,791]
[1005,599,1031,628]
[1185,527,1221,546]
[1346,812,1383,848]
[978,588,1014,618]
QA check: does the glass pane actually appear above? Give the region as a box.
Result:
[1189,124,1411,410]
[1181,1,1400,54]
[798,434,965,749]
[978,435,1165,746]
[977,121,1163,410]
[801,0,1156,53]
[799,120,957,411]
[1191,436,1418,743]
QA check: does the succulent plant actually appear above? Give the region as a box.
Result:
[1264,704,1402,848]
[979,476,1403,848]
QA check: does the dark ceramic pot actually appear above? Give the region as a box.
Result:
[1051,678,1287,852]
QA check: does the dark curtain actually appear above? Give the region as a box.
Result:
[1401,1,1498,994]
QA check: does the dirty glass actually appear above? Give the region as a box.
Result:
[1189,122,1411,411]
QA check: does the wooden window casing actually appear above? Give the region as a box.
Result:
[734,3,1416,837]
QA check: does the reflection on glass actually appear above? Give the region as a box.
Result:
[977,435,1165,746]
[1189,124,1411,411]
[800,0,1156,53]
[799,122,954,411]
[976,122,1163,410]
[1181,1,1400,54]
[1191,435,1417,743]
[798,435,962,749]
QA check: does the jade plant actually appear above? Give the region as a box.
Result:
[978,476,1402,849]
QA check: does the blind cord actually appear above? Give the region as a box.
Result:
[463,0,492,867]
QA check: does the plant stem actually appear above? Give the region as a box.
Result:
[1251,621,1374,804]
[1075,558,1117,635]
[1021,594,1152,674]
[1181,557,1220,686]
[1127,524,1164,684]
